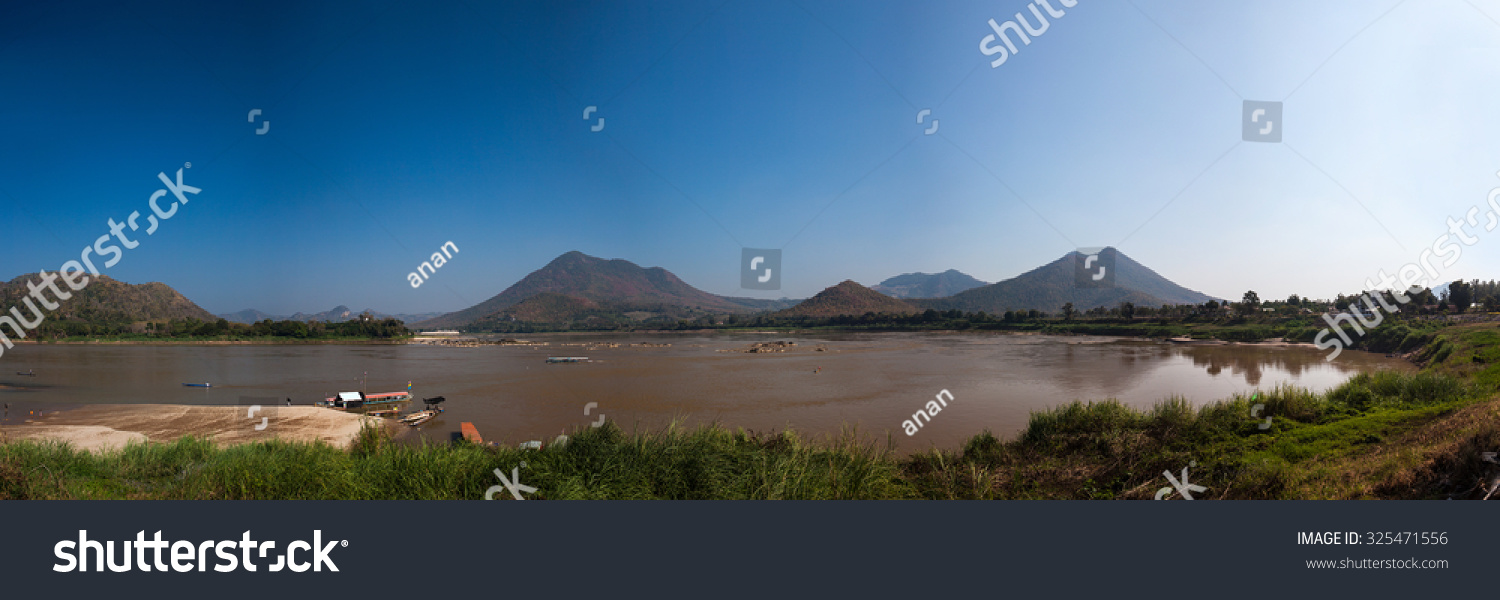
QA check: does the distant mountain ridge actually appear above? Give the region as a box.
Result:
[916,248,1217,313]
[218,306,445,325]
[218,309,281,324]
[777,280,918,318]
[872,270,988,299]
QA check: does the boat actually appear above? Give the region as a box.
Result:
[400,408,441,426]
[16,370,34,376]
[546,356,589,363]
[421,396,446,408]
[316,390,414,412]
[182,383,212,388]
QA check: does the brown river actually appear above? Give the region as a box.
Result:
[0,332,1413,452]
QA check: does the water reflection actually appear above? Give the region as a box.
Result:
[1172,342,1386,387]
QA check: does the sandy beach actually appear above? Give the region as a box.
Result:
[0,405,384,453]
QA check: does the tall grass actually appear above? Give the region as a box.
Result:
[0,421,908,500]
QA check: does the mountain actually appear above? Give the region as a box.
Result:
[1,273,216,324]
[717,296,802,312]
[219,309,283,324]
[492,292,602,322]
[465,292,620,329]
[289,305,359,322]
[917,248,1216,313]
[219,306,447,325]
[415,251,746,329]
[872,270,988,299]
[776,280,918,318]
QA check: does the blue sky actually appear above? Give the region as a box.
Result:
[4,0,1500,315]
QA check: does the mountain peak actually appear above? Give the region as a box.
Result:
[551,250,593,263]
[414,251,742,328]
[777,280,917,318]
[917,248,1216,313]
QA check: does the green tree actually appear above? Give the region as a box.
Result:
[1240,290,1261,315]
[1062,302,1076,321]
[1450,280,1474,313]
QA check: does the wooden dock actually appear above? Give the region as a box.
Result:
[460,422,483,444]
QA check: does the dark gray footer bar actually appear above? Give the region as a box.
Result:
[1,501,1485,598]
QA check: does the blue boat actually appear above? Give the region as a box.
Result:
[182,383,212,388]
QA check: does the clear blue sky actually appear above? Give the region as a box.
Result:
[4,0,1500,315]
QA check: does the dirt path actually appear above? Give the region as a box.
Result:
[0,405,384,453]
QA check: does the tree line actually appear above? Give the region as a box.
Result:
[29,313,410,340]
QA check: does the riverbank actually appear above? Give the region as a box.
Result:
[0,405,383,452]
[13,338,409,346]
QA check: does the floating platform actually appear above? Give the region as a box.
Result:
[460,422,483,444]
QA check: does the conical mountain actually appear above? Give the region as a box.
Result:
[776,280,918,318]
[414,251,741,328]
[918,248,1217,313]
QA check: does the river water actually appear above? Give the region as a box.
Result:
[0,332,1412,452]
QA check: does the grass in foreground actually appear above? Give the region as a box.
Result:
[4,325,1499,500]
[0,422,906,500]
